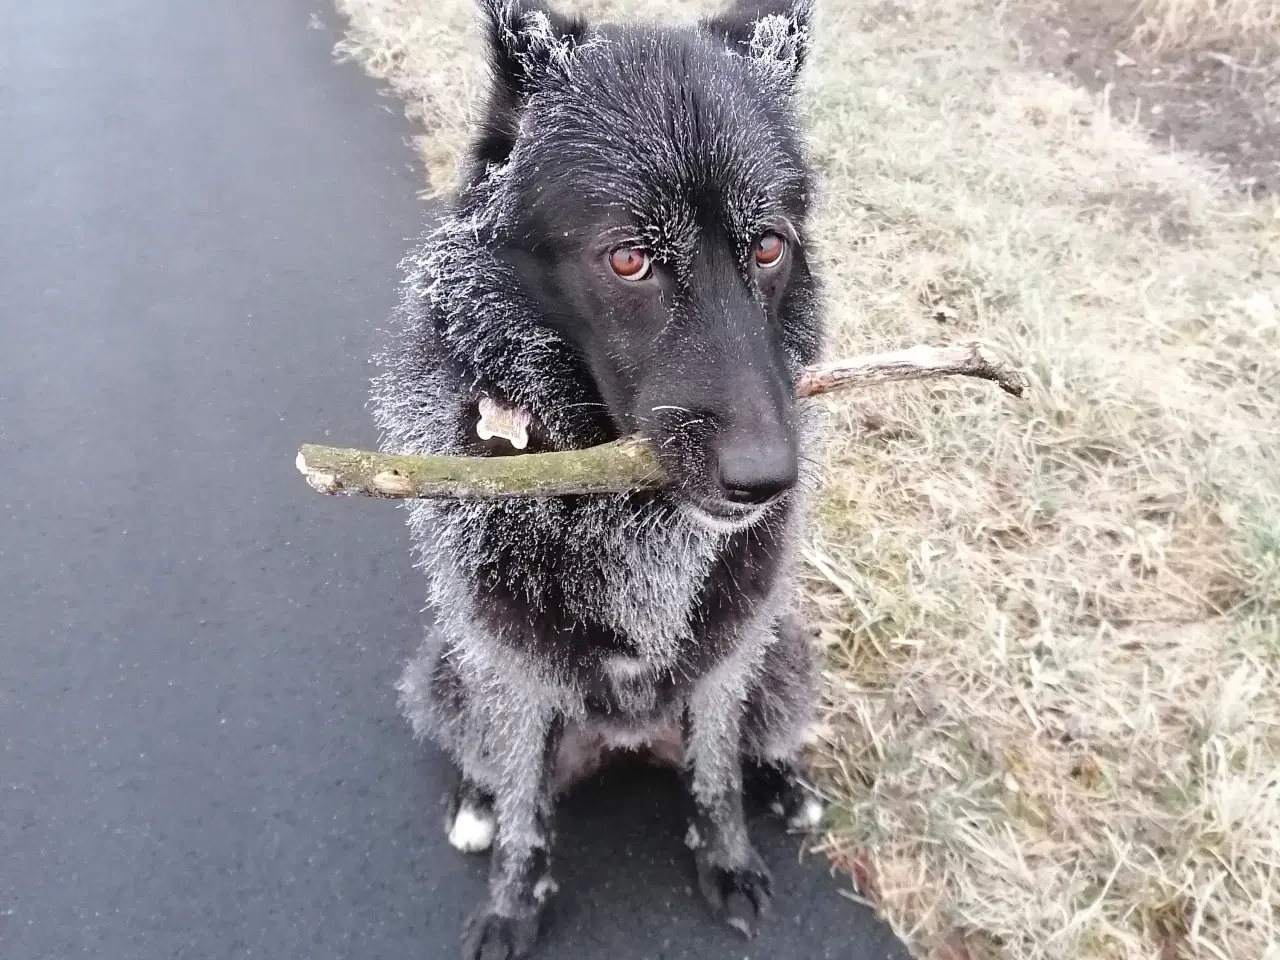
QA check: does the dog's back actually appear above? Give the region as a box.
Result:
[372,2,827,956]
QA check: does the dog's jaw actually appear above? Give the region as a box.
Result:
[678,498,782,535]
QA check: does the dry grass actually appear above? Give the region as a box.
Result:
[1132,0,1280,50]
[330,1,1280,958]
[797,5,1279,958]
[332,0,699,192]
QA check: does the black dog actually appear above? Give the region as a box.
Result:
[372,1,828,956]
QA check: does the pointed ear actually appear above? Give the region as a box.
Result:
[700,0,815,87]
[477,0,589,103]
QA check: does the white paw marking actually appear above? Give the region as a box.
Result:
[533,875,559,901]
[684,824,704,850]
[448,804,496,853]
[787,796,826,832]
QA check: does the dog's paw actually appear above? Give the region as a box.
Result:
[768,787,825,833]
[446,778,496,854]
[693,848,773,939]
[461,910,542,960]
[745,758,826,834]
[448,801,496,854]
[785,793,825,833]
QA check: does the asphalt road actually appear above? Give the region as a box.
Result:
[0,2,911,958]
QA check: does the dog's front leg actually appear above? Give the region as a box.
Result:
[462,708,563,960]
[683,660,772,939]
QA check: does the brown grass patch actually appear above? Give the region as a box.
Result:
[330,1,1280,957]
[1132,0,1280,51]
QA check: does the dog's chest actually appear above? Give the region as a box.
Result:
[586,512,718,663]
[420,496,722,662]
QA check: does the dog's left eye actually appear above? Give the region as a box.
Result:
[754,232,786,268]
[609,247,652,281]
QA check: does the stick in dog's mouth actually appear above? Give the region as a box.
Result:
[296,340,1028,501]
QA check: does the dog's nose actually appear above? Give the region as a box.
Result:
[716,441,798,505]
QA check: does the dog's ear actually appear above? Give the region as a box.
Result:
[700,0,815,87]
[477,0,589,103]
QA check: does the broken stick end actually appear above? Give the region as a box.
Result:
[297,447,342,495]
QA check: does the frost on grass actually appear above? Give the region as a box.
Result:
[1132,0,1280,50]
[330,1,1280,958]
[333,0,487,192]
[799,3,1279,958]
[333,0,703,192]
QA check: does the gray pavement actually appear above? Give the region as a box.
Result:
[0,2,910,958]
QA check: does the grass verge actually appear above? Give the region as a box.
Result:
[1132,0,1280,50]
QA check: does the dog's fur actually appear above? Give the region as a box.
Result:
[371,1,827,956]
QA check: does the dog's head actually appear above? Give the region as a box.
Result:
[464,0,824,528]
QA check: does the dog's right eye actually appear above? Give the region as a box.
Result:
[608,247,652,282]
[753,232,786,268]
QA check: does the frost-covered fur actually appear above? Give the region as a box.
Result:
[371,1,827,956]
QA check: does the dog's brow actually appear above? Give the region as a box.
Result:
[592,225,645,252]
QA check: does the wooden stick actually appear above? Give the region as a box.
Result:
[795,342,1027,398]
[296,438,660,499]
[296,341,1027,500]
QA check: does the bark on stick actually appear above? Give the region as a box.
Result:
[297,341,1027,500]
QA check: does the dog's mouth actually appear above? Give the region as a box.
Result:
[677,493,781,534]
[638,420,794,533]
[470,402,788,531]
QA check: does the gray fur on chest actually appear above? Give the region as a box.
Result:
[413,493,736,665]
